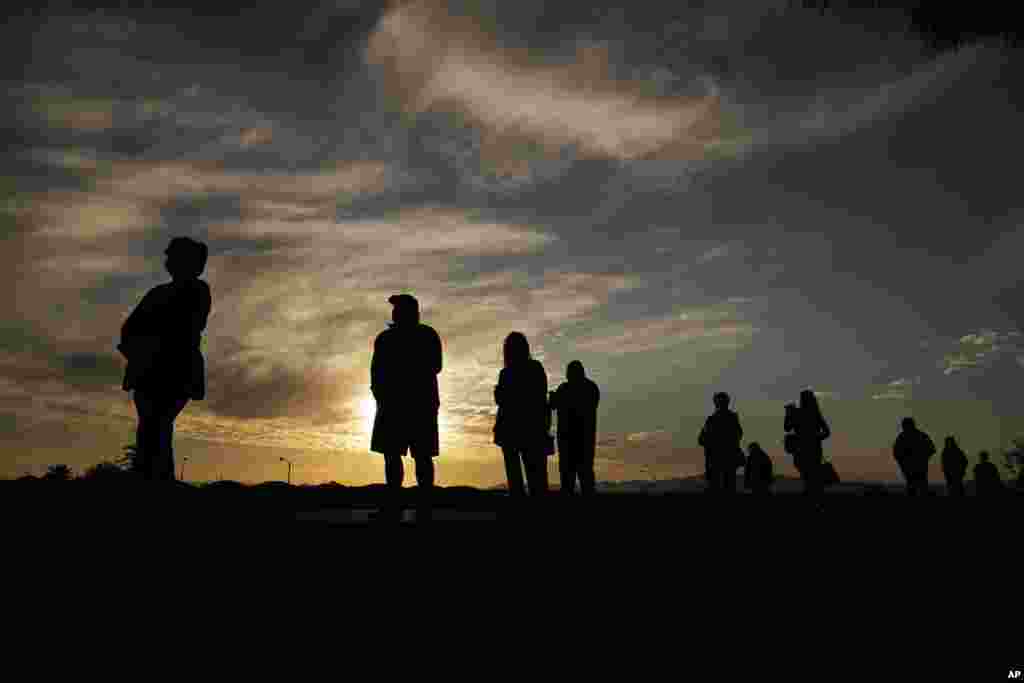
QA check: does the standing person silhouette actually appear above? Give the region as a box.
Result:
[784,389,830,504]
[549,360,600,497]
[494,332,551,499]
[370,294,442,523]
[698,392,743,495]
[892,417,936,497]
[941,436,968,497]
[119,237,211,482]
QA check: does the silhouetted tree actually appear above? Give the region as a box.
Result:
[44,464,73,481]
[81,461,127,481]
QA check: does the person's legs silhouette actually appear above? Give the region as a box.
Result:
[524,452,549,497]
[381,451,405,522]
[559,445,577,496]
[502,447,526,497]
[413,453,434,523]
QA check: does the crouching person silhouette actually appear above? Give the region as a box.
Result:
[370,294,442,523]
[119,237,211,482]
[550,360,600,497]
[744,442,775,496]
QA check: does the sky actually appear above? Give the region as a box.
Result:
[2,0,1022,486]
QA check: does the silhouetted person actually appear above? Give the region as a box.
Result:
[744,442,774,496]
[783,403,802,478]
[698,392,743,495]
[941,436,968,497]
[370,294,442,522]
[494,332,551,498]
[892,417,935,497]
[119,237,210,482]
[549,360,600,497]
[972,451,1003,497]
[784,390,831,502]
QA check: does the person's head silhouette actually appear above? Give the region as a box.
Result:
[945,435,958,448]
[799,389,820,415]
[503,332,530,368]
[388,293,420,326]
[713,391,730,411]
[165,237,208,280]
[901,417,916,431]
[979,450,990,463]
[567,360,585,383]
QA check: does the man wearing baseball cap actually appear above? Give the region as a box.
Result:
[370,293,443,522]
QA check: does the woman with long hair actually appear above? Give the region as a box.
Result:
[784,389,831,502]
[494,332,551,497]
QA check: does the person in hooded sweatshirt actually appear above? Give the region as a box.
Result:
[549,360,600,497]
[941,436,968,497]
[119,237,211,482]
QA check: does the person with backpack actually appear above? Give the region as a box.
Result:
[784,390,831,505]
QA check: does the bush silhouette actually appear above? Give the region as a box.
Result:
[81,461,130,481]
[44,464,73,481]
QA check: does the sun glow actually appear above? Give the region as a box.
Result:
[358,396,377,426]
[354,397,458,446]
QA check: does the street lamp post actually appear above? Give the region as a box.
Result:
[179,455,189,482]
[280,457,292,485]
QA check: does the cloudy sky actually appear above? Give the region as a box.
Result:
[2,0,1021,485]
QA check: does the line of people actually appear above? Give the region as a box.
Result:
[367,298,602,520]
[117,238,1012,519]
[699,390,1009,502]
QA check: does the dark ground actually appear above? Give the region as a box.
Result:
[4,477,1019,535]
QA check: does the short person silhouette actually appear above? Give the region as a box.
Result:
[549,360,600,496]
[119,237,211,481]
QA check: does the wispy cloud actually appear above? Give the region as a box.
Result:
[939,329,1022,375]
[365,1,723,173]
[574,307,755,355]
